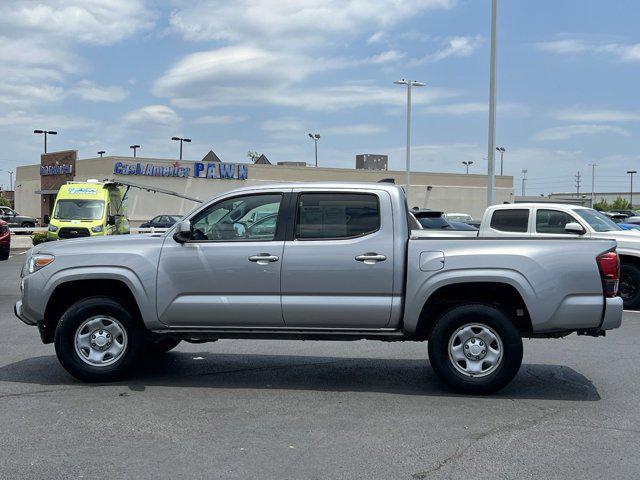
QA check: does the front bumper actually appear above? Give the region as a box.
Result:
[601,296,623,330]
[14,300,36,326]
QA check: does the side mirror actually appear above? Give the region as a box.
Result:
[107,215,116,226]
[173,220,191,244]
[565,222,586,235]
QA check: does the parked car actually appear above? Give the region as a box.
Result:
[412,209,478,236]
[15,183,622,394]
[445,212,474,223]
[479,203,640,308]
[0,206,38,231]
[0,219,10,260]
[610,209,638,217]
[140,215,181,229]
[603,213,640,232]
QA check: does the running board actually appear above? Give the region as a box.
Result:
[152,327,408,342]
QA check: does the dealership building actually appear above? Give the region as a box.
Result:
[15,150,514,224]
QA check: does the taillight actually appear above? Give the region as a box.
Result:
[597,251,620,297]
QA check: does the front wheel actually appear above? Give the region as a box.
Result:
[428,304,523,395]
[54,297,146,382]
[21,222,35,235]
[619,263,640,309]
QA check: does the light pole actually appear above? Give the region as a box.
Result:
[496,146,505,176]
[130,145,140,158]
[33,129,57,153]
[521,169,528,196]
[394,79,426,203]
[627,170,637,207]
[589,163,597,207]
[486,0,499,206]
[308,133,320,167]
[0,170,13,190]
[462,161,474,174]
[98,150,105,158]
[171,136,191,161]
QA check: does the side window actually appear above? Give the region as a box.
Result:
[190,193,282,241]
[490,209,529,233]
[536,209,576,234]
[295,193,380,239]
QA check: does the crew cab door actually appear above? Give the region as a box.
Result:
[156,190,288,327]
[281,190,394,328]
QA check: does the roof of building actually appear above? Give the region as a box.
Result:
[201,150,222,163]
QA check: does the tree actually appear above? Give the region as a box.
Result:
[611,196,631,210]
[247,150,260,163]
[0,197,10,207]
[593,198,610,211]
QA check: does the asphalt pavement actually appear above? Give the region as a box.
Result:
[1,253,639,479]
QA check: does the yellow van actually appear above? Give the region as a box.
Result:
[47,180,130,240]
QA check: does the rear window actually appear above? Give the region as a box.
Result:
[296,193,380,239]
[490,209,529,233]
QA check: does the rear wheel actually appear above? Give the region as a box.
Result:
[428,304,523,394]
[21,222,35,235]
[619,263,640,309]
[54,297,146,382]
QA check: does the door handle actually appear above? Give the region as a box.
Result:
[355,253,387,264]
[248,253,280,264]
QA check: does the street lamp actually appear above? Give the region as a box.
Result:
[130,145,140,158]
[627,170,637,207]
[33,129,57,153]
[308,133,320,167]
[0,170,13,190]
[171,136,192,161]
[394,79,426,203]
[462,161,474,174]
[97,150,106,157]
[486,0,499,206]
[496,146,506,176]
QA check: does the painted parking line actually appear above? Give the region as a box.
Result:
[623,309,640,314]
[7,250,28,259]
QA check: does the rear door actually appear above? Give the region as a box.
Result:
[281,189,394,328]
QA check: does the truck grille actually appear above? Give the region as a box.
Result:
[58,227,91,239]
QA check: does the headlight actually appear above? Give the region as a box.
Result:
[27,254,55,274]
[48,225,58,232]
[91,225,103,233]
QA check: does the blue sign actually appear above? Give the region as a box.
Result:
[114,161,248,180]
[41,164,73,176]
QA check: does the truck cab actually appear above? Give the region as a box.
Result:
[47,180,130,240]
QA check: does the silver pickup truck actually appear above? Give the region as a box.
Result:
[15,183,623,394]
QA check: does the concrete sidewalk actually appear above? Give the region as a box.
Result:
[10,235,33,251]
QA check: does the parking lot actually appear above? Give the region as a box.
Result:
[0,253,639,479]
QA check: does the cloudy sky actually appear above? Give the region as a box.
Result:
[1,0,639,194]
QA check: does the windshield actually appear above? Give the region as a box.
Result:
[417,216,452,229]
[54,200,105,220]
[575,208,622,232]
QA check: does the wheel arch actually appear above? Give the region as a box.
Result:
[414,281,533,338]
[42,277,148,344]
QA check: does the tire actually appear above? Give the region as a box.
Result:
[21,222,35,235]
[145,337,181,354]
[619,263,640,309]
[0,247,8,260]
[427,304,523,395]
[54,296,146,382]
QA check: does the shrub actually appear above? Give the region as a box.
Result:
[31,233,49,245]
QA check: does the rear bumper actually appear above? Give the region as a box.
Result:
[601,296,623,330]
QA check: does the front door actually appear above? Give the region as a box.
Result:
[281,190,394,328]
[157,191,286,327]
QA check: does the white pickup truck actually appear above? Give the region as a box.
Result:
[479,203,640,308]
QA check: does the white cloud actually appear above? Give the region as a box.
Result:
[261,118,305,133]
[71,80,128,102]
[536,38,640,63]
[169,0,455,46]
[193,115,249,125]
[368,50,406,64]
[534,124,631,141]
[324,124,386,135]
[123,105,181,126]
[421,102,529,117]
[410,35,483,64]
[555,108,640,123]
[0,0,155,46]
